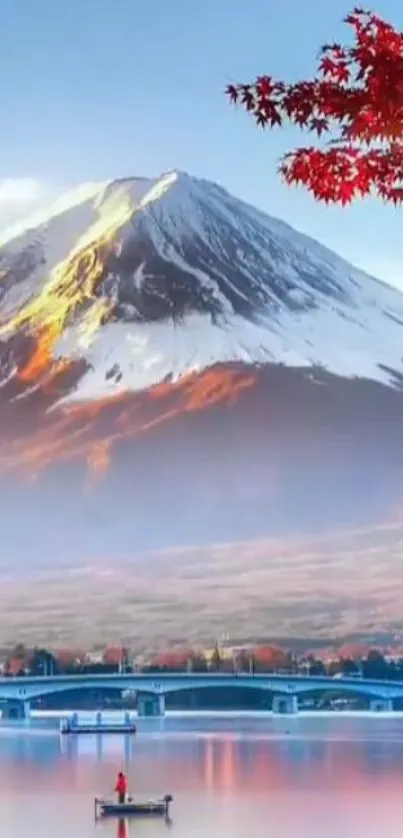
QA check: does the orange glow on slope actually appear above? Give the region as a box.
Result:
[0,366,256,479]
[0,187,133,384]
[18,323,70,382]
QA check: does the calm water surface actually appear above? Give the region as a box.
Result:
[1,712,403,837]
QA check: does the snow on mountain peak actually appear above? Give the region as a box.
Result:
[0,168,403,404]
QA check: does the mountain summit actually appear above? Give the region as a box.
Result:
[1,169,403,405]
[1,170,403,560]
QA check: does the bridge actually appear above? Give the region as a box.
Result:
[1,672,403,718]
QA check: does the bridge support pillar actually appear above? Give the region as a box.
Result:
[272,694,298,714]
[1,699,31,720]
[369,698,393,712]
[137,693,165,718]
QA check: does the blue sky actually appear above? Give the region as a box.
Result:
[1,0,403,287]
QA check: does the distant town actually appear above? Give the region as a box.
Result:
[2,638,403,681]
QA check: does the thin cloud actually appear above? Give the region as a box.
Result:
[0,177,53,234]
[0,177,44,206]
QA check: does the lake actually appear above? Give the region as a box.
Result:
[1,711,403,837]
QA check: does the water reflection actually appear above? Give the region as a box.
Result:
[61,731,134,765]
[1,715,403,836]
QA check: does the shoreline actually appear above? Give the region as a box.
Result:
[29,708,403,719]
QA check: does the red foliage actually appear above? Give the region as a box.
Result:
[54,649,88,668]
[226,8,403,204]
[102,645,127,666]
[151,648,195,669]
[252,645,289,667]
[4,657,26,676]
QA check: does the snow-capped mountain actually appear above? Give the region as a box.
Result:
[1,168,403,405]
[1,169,403,561]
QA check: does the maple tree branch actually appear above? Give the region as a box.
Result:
[226,8,403,204]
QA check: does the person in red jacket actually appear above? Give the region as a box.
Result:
[115,771,128,805]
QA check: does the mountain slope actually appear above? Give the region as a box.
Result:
[0,170,403,567]
[1,169,403,406]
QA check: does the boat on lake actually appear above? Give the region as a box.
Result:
[60,711,136,735]
[94,794,173,819]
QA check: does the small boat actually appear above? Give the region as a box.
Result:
[94,794,173,819]
[60,711,136,735]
